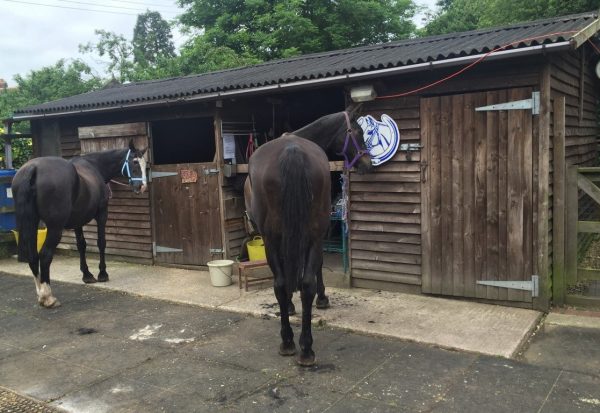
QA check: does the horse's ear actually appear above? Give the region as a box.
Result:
[345,103,363,118]
[128,139,136,151]
[140,147,148,156]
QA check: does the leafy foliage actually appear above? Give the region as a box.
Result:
[133,11,176,68]
[79,30,136,82]
[176,0,417,61]
[422,0,600,35]
[0,59,101,167]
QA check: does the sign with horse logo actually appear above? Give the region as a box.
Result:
[357,114,400,166]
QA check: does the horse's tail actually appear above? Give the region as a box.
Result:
[14,165,39,263]
[279,144,312,296]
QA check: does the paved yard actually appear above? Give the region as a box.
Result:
[1,273,599,412]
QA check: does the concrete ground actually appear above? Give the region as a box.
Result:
[0,256,541,359]
[1,271,600,412]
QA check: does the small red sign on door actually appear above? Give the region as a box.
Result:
[180,169,198,183]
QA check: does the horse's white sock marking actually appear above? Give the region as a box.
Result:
[38,282,59,307]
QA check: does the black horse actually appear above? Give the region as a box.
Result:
[244,109,372,366]
[12,140,147,308]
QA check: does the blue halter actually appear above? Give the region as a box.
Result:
[121,150,144,184]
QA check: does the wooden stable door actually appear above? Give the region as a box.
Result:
[151,163,222,266]
[421,88,534,303]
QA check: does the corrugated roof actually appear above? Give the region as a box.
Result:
[14,11,599,117]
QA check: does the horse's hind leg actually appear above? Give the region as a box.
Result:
[96,209,109,282]
[37,227,62,308]
[298,244,319,367]
[315,265,330,309]
[267,244,296,356]
[75,227,96,283]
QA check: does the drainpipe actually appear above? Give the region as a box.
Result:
[3,120,13,169]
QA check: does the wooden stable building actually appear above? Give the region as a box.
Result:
[9,12,600,310]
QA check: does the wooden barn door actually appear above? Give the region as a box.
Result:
[151,163,222,266]
[421,88,535,303]
[59,123,153,264]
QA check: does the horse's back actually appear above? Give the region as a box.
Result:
[248,135,330,235]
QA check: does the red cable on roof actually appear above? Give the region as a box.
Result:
[376,30,581,99]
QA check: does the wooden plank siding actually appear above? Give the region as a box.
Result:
[421,88,534,302]
[349,97,422,289]
[57,123,153,264]
[549,47,600,296]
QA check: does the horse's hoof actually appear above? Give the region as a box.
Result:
[297,351,316,367]
[279,342,297,356]
[316,296,330,309]
[82,275,97,284]
[40,297,61,308]
[288,302,296,316]
[97,273,109,282]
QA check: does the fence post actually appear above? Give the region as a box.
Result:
[565,165,578,288]
[552,97,566,306]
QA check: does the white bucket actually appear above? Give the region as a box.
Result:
[207,260,234,287]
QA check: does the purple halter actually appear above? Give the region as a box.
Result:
[337,111,368,170]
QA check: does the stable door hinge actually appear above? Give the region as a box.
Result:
[475,92,540,115]
[476,275,539,297]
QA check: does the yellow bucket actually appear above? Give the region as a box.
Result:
[247,236,266,261]
[12,228,48,252]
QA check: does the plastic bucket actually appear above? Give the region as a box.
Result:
[12,228,47,252]
[207,260,234,287]
[247,236,266,261]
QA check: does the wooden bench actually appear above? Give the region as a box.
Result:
[237,259,270,291]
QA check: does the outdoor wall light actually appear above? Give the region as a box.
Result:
[350,85,377,102]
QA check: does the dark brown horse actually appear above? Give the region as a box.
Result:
[11,140,147,308]
[244,109,372,366]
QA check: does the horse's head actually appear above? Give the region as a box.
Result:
[337,105,374,174]
[122,140,148,194]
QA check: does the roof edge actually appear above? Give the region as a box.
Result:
[571,14,600,48]
[11,41,572,122]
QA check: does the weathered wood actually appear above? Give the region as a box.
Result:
[463,93,477,298]
[571,17,600,49]
[534,63,552,310]
[351,240,421,255]
[352,259,420,275]
[577,221,600,233]
[577,268,600,281]
[420,96,431,294]
[577,174,600,205]
[79,123,146,139]
[152,163,222,266]
[564,294,600,308]
[565,166,579,285]
[552,96,566,307]
[352,250,421,265]
[423,88,534,303]
[352,202,420,214]
[350,231,421,244]
[349,212,420,224]
[352,269,422,285]
[485,91,499,300]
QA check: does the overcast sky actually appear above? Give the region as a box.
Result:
[0,0,438,86]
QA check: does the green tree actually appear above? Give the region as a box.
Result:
[132,11,176,68]
[177,0,417,61]
[79,29,135,82]
[423,0,600,36]
[0,60,101,167]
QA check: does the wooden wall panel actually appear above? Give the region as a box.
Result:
[349,97,422,287]
[421,88,534,303]
[57,123,153,264]
[549,47,600,297]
